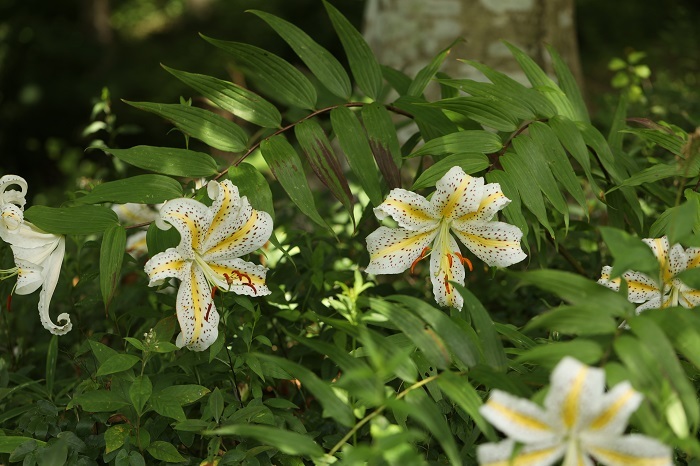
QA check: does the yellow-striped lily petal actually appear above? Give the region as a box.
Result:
[642,237,675,284]
[586,434,672,466]
[207,257,270,297]
[374,188,439,231]
[679,282,700,308]
[622,271,659,303]
[365,226,439,275]
[431,166,484,219]
[144,248,189,286]
[480,390,556,444]
[159,198,211,255]
[429,232,466,310]
[597,265,621,291]
[451,221,526,268]
[457,182,510,223]
[544,357,604,432]
[477,439,565,466]
[203,197,273,260]
[175,265,219,351]
[587,381,642,436]
[686,247,700,270]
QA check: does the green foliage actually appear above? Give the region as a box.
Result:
[3,5,700,466]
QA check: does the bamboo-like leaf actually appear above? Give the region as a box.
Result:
[294,119,354,220]
[205,424,324,458]
[330,106,384,206]
[123,101,248,152]
[515,340,603,367]
[100,224,126,311]
[323,0,382,99]
[382,65,412,96]
[427,96,519,132]
[548,116,596,187]
[392,95,458,140]
[228,162,275,220]
[260,135,327,228]
[249,10,351,99]
[546,45,589,123]
[614,163,683,189]
[162,65,281,128]
[437,371,498,441]
[99,146,218,177]
[411,153,489,190]
[524,305,618,336]
[362,102,402,189]
[75,174,183,205]
[485,170,529,243]
[623,128,686,155]
[46,335,58,397]
[580,123,625,182]
[408,130,502,158]
[25,205,118,235]
[438,78,536,121]
[201,35,317,110]
[408,39,460,97]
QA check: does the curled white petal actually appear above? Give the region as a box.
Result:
[373,188,438,231]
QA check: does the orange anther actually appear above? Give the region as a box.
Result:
[455,252,473,272]
[444,274,451,294]
[204,302,213,322]
[410,247,431,274]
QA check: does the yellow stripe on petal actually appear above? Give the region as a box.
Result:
[458,191,506,222]
[206,210,259,256]
[169,212,203,251]
[149,260,186,277]
[562,365,587,429]
[487,400,552,432]
[482,448,562,466]
[589,387,637,431]
[587,447,670,466]
[370,228,436,260]
[441,175,472,219]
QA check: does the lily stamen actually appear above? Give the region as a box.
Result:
[454,252,473,272]
[410,247,431,274]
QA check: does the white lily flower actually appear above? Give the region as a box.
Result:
[112,203,162,258]
[365,166,526,310]
[598,236,700,312]
[0,174,71,335]
[478,356,672,466]
[144,179,273,351]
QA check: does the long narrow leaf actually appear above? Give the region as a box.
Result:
[228,162,275,220]
[25,205,118,235]
[408,130,502,158]
[427,97,519,132]
[100,224,126,311]
[412,153,489,190]
[99,146,218,177]
[205,424,324,458]
[546,45,589,123]
[408,39,460,97]
[75,175,183,205]
[361,102,402,189]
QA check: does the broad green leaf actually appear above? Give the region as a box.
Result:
[370,298,451,370]
[437,371,497,441]
[528,122,587,213]
[75,175,183,205]
[89,339,118,365]
[146,221,180,256]
[163,65,281,128]
[228,162,275,220]
[362,102,402,189]
[438,78,536,121]
[411,153,489,190]
[651,309,700,370]
[614,334,662,392]
[260,135,327,228]
[129,375,152,416]
[202,36,317,110]
[150,397,186,422]
[515,340,603,367]
[427,97,519,132]
[500,152,554,237]
[256,353,354,427]
[513,270,634,315]
[387,295,478,368]
[124,101,248,152]
[100,224,126,310]
[0,437,45,454]
[205,425,324,458]
[485,169,529,242]
[330,106,384,206]
[511,133,569,222]
[453,284,507,371]
[25,205,118,235]
[392,95,459,141]
[96,354,140,376]
[207,387,224,423]
[146,441,187,463]
[104,425,130,454]
[503,41,576,120]
[650,191,700,243]
[524,305,618,336]
[249,10,351,99]
[599,226,660,279]
[294,119,354,219]
[623,128,685,155]
[100,146,218,177]
[546,45,589,123]
[155,385,210,405]
[323,0,382,99]
[73,390,130,412]
[408,39,460,97]
[408,130,502,158]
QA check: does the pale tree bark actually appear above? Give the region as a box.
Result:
[363,0,583,89]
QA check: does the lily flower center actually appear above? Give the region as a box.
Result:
[0,265,19,281]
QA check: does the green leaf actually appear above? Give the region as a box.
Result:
[256,353,354,427]
[45,335,58,397]
[408,130,502,158]
[201,36,316,110]
[89,339,118,365]
[0,437,45,454]
[411,153,489,190]
[100,224,126,310]
[24,205,117,235]
[622,128,685,155]
[650,191,700,243]
[228,162,275,220]
[260,135,327,229]
[392,95,459,141]
[205,425,323,458]
[438,78,536,121]
[150,398,186,422]
[651,309,700,370]
[162,65,281,128]
[146,441,187,463]
[515,340,603,367]
[104,425,131,454]
[485,170,529,242]
[382,65,412,96]
[155,385,210,405]
[100,146,218,177]
[96,354,140,376]
[124,101,248,152]
[408,39,460,97]
[362,102,402,189]
[146,221,180,256]
[580,123,625,183]
[73,390,130,412]
[207,387,224,423]
[323,0,382,99]
[75,175,183,205]
[437,371,497,441]
[614,163,683,189]
[294,119,354,219]
[599,226,660,279]
[249,10,351,99]
[426,97,519,132]
[129,375,152,416]
[524,305,618,336]
[548,116,600,193]
[453,284,507,371]
[546,45,589,123]
[330,106,384,206]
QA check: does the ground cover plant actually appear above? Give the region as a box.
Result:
[1,3,700,465]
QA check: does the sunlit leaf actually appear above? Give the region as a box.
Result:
[25,205,118,235]
[99,145,218,177]
[228,162,275,220]
[75,175,183,205]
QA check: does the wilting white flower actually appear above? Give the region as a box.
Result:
[599,236,700,312]
[0,175,70,335]
[478,356,672,466]
[365,166,526,310]
[144,179,272,351]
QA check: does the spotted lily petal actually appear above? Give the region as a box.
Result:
[373,188,439,230]
[622,271,660,303]
[451,220,526,267]
[429,231,465,310]
[480,390,557,444]
[686,247,700,270]
[585,381,642,436]
[206,257,270,297]
[159,198,211,257]
[678,281,700,308]
[585,434,672,466]
[37,236,71,335]
[431,166,484,220]
[144,247,189,286]
[365,226,438,275]
[477,439,565,466]
[175,265,219,351]
[598,265,621,291]
[457,182,510,223]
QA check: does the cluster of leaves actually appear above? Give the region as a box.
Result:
[1,2,700,465]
